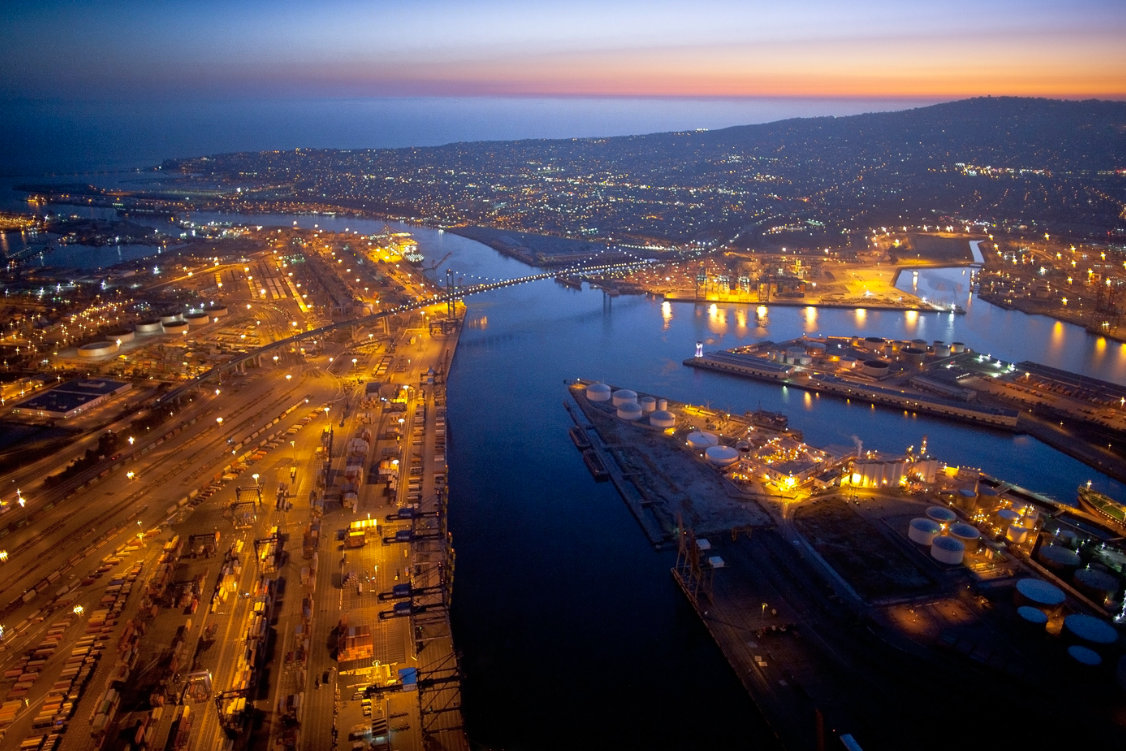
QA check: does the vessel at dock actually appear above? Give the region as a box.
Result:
[569,425,592,450]
[1077,485,1126,530]
[582,449,610,481]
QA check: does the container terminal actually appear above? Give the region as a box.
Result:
[0,225,469,751]
[569,380,1126,750]
[686,335,1126,482]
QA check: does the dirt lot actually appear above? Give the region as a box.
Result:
[794,497,936,601]
[588,408,771,535]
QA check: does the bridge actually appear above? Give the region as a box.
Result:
[156,258,651,404]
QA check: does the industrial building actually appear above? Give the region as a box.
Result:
[11,378,132,419]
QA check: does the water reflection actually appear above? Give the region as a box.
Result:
[803,306,817,330]
[660,300,672,329]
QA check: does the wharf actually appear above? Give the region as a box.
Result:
[685,340,1020,430]
[563,400,673,548]
[662,291,961,313]
[567,383,773,545]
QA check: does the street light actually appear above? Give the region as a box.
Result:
[286,374,292,383]
[128,436,134,445]
[73,605,84,616]
[0,551,7,563]
[216,417,223,426]
[252,473,260,485]
[126,471,135,480]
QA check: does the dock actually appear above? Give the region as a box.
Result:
[686,337,1020,430]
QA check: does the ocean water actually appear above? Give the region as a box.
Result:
[0,95,941,176]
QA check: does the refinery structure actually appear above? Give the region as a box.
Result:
[568,377,1126,749]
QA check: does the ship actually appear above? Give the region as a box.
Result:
[1077,484,1126,530]
[568,425,592,450]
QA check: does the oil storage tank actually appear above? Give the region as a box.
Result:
[1073,568,1119,605]
[908,518,941,545]
[1015,578,1066,612]
[902,347,926,367]
[930,536,965,565]
[686,432,719,451]
[1039,544,1081,573]
[136,318,163,334]
[949,523,981,553]
[862,360,890,378]
[638,396,657,414]
[185,311,211,329]
[77,341,118,358]
[705,445,739,467]
[107,328,135,344]
[1063,614,1118,651]
[649,410,676,429]
[159,311,184,324]
[926,506,957,525]
[586,383,612,402]
[163,321,190,335]
[1016,606,1049,633]
[1067,645,1103,668]
[612,389,638,407]
[616,402,643,421]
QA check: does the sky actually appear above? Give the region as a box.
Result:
[1,0,1124,101]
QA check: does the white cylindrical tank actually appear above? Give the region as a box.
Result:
[617,402,643,421]
[159,311,184,324]
[926,506,957,525]
[901,347,926,366]
[951,342,966,353]
[705,445,739,467]
[908,518,941,545]
[930,536,965,565]
[862,336,885,351]
[185,312,211,328]
[108,329,135,344]
[1006,524,1029,544]
[639,396,657,414]
[657,398,668,410]
[649,410,676,429]
[949,523,981,552]
[586,383,612,402]
[839,356,857,370]
[163,321,190,335]
[785,346,806,363]
[77,341,118,358]
[862,360,890,378]
[612,389,638,407]
[997,509,1020,525]
[686,432,720,450]
[206,305,228,318]
[933,342,952,357]
[136,318,163,334]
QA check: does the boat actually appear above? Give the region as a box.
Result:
[1077,485,1126,530]
[582,449,610,481]
[568,425,592,451]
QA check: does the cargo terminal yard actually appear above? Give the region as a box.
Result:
[0,225,472,751]
[568,380,1126,750]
